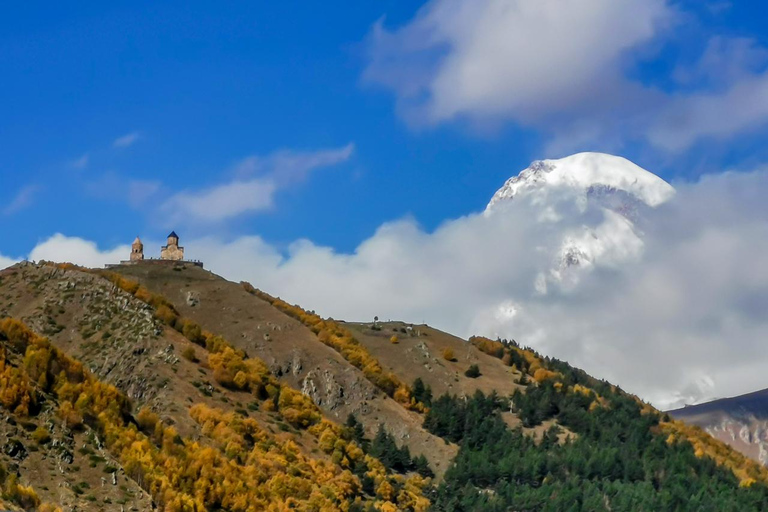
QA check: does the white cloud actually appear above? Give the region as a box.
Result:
[364,0,768,152]
[161,144,354,224]
[0,253,18,269]
[161,179,277,224]
[192,167,768,411]
[234,143,355,185]
[71,153,90,170]
[8,164,768,411]
[85,173,162,208]
[646,36,768,151]
[28,234,129,268]
[364,0,673,126]
[219,171,768,409]
[4,185,40,215]
[113,132,140,148]
[648,72,768,152]
[672,36,768,89]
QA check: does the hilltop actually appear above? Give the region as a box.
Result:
[0,260,765,510]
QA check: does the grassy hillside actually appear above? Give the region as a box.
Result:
[0,262,431,510]
[111,263,458,476]
[422,343,768,511]
[0,260,766,511]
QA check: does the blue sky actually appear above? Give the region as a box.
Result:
[3,0,768,257]
[1,1,534,254]
[3,1,768,406]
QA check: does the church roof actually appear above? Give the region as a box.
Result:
[133,236,142,245]
[168,231,179,239]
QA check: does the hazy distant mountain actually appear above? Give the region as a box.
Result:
[670,388,768,466]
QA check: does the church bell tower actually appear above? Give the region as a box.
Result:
[130,237,144,261]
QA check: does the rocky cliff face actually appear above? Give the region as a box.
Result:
[704,417,768,466]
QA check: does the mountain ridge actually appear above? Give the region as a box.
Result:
[0,260,765,510]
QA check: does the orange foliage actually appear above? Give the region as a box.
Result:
[207,347,271,395]
[277,387,323,428]
[29,267,432,510]
[518,348,543,372]
[2,474,42,510]
[0,318,36,353]
[0,347,36,416]
[532,368,559,383]
[393,386,410,405]
[187,403,363,509]
[469,336,506,359]
[38,503,64,512]
[88,273,347,435]
[0,316,411,511]
[469,336,549,379]
[154,304,177,326]
[136,407,160,433]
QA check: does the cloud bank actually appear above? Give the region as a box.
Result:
[364,0,768,152]
[28,234,129,269]
[160,143,355,224]
[12,164,768,410]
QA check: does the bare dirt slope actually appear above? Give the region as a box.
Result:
[0,263,160,510]
[0,259,591,507]
[2,260,766,509]
[344,321,522,399]
[0,263,318,444]
[1,259,765,508]
[0,262,344,509]
[111,262,459,474]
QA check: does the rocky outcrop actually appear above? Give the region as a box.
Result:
[301,369,346,410]
[703,416,768,466]
[186,291,200,307]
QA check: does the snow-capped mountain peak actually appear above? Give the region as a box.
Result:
[483,153,676,293]
[485,152,675,213]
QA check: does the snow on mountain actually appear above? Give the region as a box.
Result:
[485,152,676,214]
[485,152,675,291]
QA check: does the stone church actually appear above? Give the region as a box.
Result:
[112,231,202,268]
[124,232,195,264]
[160,231,185,261]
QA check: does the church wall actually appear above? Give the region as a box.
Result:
[160,245,184,261]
